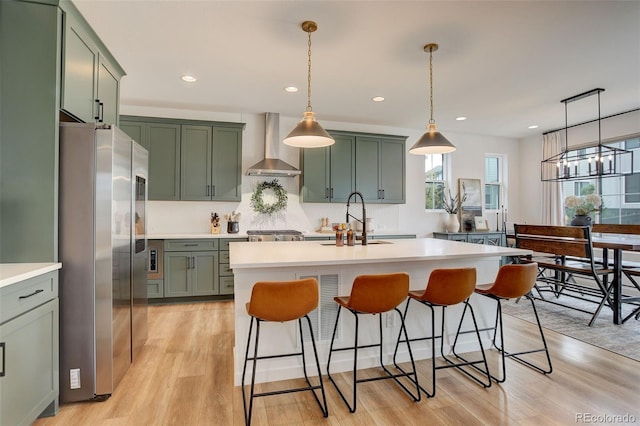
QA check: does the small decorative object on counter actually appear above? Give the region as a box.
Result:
[318,217,333,233]
[210,212,221,234]
[336,226,344,247]
[346,225,355,246]
[224,211,241,234]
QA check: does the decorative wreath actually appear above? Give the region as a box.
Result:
[251,179,288,215]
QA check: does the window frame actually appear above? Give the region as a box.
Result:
[484,154,505,212]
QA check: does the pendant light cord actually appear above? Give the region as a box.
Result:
[307,30,312,112]
[429,46,435,124]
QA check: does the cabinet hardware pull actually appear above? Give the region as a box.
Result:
[211,185,215,197]
[183,244,198,247]
[330,188,334,198]
[0,342,5,377]
[98,102,104,123]
[206,185,210,196]
[381,189,385,199]
[325,188,329,198]
[18,289,44,299]
[94,99,101,120]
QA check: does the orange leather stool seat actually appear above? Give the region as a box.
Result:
[241,278,328,425]
[327,273,420,413]
[393,267,491,397]
[473,262,552,382]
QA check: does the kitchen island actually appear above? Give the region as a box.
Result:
[229,238,530,386]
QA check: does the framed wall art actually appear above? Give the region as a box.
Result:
[458,178,483,231]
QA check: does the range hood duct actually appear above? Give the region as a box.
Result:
[246,113,301,177]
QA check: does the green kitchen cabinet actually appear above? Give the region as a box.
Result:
[0,0,60,263]
[300,133,355,203]
[60,1,124,124]
[163,240,219,297]
[355,135,406,204]
[0,270,59,426]
[120,120,181,201]
[147,279,164,299]
[300,130,405,205]
[120,116,244,202]
[180,126,242,201]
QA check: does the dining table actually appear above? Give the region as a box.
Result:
[591,233,640,324]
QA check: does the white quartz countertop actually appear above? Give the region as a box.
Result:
[148,233,248,239]
[0,263,62,289]
[229,237,530,269]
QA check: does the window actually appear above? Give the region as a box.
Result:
[484,155,503,210]
[562,136,640,224]
[424,154,445,210]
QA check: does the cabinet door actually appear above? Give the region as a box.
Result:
[301,146,330,202]
[148,124,181,200]
[192,251,218,296]
[0,299,58,426]
[212,127,242,201]
[119,121,147,150]
[164,252,190,297]
[96,56,119,125]
[378,138,405,203]
[62,13,97,123]
[330,135,356,202]
[355,136,381,202]
[181,125,212,201]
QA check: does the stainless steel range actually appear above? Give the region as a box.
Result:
[247,230,304,242]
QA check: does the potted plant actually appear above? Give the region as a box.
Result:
[442,190,467,232]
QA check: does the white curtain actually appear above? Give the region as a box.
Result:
[542,132,564,225]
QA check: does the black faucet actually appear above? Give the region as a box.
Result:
[346,191,367,245]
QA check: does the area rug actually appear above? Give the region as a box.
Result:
[500,296,640,362]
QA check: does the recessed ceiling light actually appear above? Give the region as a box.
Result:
[528,125,539,129]
[285,86,298,93]
[455,116,467,121]
[372,96,385,102]
[181,75,197,83]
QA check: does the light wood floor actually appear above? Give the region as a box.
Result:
[35,301,640,425]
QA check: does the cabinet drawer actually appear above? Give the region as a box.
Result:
[219,276,234,295]
[1,272,58,324]
[219,262,233,276]
[147,279,164,298]
[164,239,218,251]
[219,250,230,264]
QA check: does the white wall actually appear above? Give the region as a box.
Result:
[123,105,523,237]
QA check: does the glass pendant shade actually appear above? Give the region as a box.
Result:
[409,123,456,155]
[283,111,334,148]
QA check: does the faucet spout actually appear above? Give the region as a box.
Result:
[346,191,367,245]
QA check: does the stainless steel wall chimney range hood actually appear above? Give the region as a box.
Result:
[246,112,301,177]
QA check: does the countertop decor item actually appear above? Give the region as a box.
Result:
[251,179,288,215]
[283,20,334,148]
[210,212,221,234]
[409,43,456,155]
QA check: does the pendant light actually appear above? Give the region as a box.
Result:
[409,43,456,155]
[283,21,335,148]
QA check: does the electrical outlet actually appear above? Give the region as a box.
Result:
[70,368,81,389]
[385,312,396,328]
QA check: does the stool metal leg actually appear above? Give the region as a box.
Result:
[299,315,328,417]
[242,317,260,426]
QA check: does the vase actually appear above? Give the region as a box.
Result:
[227,221,239,234]
[444,213,460,233]
[570,215,592,227]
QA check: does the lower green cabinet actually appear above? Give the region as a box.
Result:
[164,250,218,297]
[147,279,164,299]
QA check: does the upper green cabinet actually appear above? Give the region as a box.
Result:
[60,0,124,124]
[300,130,406,204]
[301,133,355,203]
[120,116,244,201]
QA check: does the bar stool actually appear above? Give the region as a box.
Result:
[326,272,420,413]
[393,267,491,398]
[242,278,328,426]
[471,262,553,382]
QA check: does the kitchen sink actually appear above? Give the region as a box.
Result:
[320,240,393,246]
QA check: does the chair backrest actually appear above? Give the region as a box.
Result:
[420,267,476,306]
[592,223,640,235]
[514,224,593,259]
[247,278,318,322]
[486,263,539,299]
[347,273,409,314]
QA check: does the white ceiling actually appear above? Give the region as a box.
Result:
[74,0,640,140]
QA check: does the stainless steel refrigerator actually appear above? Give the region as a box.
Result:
[58,122,148,402]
